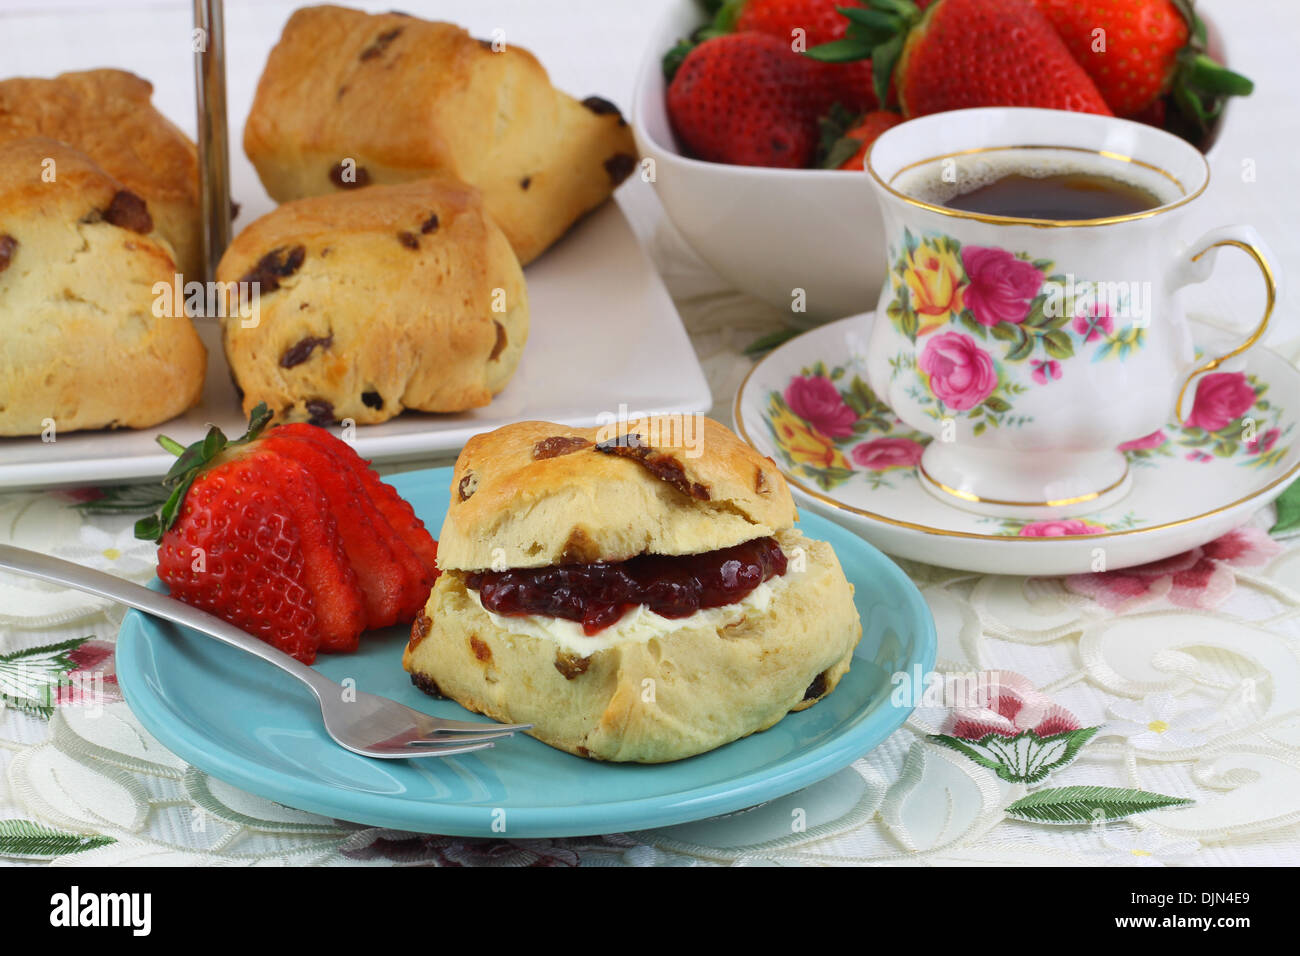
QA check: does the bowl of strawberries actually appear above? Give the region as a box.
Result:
[632,0,1249,326]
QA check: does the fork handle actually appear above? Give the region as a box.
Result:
[0,543,335,698]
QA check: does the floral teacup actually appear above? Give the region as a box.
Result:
[863,107,1277,518]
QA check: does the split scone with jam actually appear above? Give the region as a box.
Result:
[403,417,863,763]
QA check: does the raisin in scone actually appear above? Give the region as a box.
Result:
[215,176,528,426]
[244,5,638,265]
[404,417,863,763]
[0,69,202,280]
[0,138,206,437]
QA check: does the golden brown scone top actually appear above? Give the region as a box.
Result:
[243,4,638,264]
[0,135,154,228]
[0,69,199,273]
[217,171,486,277]
[437,417,796,571]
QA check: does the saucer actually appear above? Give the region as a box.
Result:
[735,314,1300,575]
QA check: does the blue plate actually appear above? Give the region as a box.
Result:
[115,466,935,837]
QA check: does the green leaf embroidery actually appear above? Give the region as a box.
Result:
[1005,786,1193,824]
[0,637,90,718]
[1271,480,1300,535]
[72,483,171,515]
[0,819,114,859]
[931,727,1098,784]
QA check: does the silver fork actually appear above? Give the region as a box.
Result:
[0,543,530,759]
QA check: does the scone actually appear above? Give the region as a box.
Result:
[215,176,528,426]
[0,137,206,437]
[0,69,201,279]
[404,417,864,763]
[244,5,639,265]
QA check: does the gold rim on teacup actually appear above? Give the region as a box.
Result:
[864,143,1209,229]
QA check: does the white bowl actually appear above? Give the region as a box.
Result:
[631,0,883,326]
[632,0,1233,328]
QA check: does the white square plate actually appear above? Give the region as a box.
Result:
[0,1,710,489]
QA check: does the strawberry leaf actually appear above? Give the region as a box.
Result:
[134,403,273,543]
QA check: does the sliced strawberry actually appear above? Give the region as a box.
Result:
[275,423,441,576]
[260,431,432,627]
[154,454,367,662]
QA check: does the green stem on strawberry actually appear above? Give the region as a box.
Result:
[662,0,749,80]
[805,1,923,104]
[1167,0,1253,130]
[134,403,274,543]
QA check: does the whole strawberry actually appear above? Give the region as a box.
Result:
[807,0,1112,118]
[736,0,878,112]
[819,108,904,170]
[668,33,824,167]
[1029,0,1251,124]
[136,405,439,663]
[737,0,867,44]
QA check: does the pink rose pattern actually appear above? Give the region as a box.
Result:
[852,437,925,470]
[1066,526,1281,613]
[1118,430,1167,452]
[887,234,1149,425]
[1185,371,1256,432]
[784,375,858,438]
[960,246,1045,327]
[919,332,997,411]
[947,671,1083,741]
[1017,519,1108,537]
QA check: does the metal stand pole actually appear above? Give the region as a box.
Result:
[193,0,231,282]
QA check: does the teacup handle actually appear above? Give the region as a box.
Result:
[1172,225,1279,425]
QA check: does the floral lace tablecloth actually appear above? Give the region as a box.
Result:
[1,218,1299,868]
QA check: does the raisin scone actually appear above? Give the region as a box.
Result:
[404,417,863,763]
[244,4,638,265]
[215,176,528,426]
[0,137,206,436]
[0,69,202,280]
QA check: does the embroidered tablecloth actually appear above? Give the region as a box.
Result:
[2,0,1299,868]
[2,216,1299,867]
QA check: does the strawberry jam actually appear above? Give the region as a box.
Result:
[466,537,787,635]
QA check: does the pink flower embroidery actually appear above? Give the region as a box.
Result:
[947,671,1083,741]
[1018,518,1107,537]
[1186,450,1213,463]
[1246,427,1280,455]
[919,332,997,411]
[55,640,121,707]
[1118,430,1167,452]
[1065,526,1281,612]
[1072,303,1115,343]
[783,375,857,439]
[1031,359,1062,385]
[1185,371,1256,432]
[960,247,1044,327]
[851,437,925,471]
[340,831,582,867]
